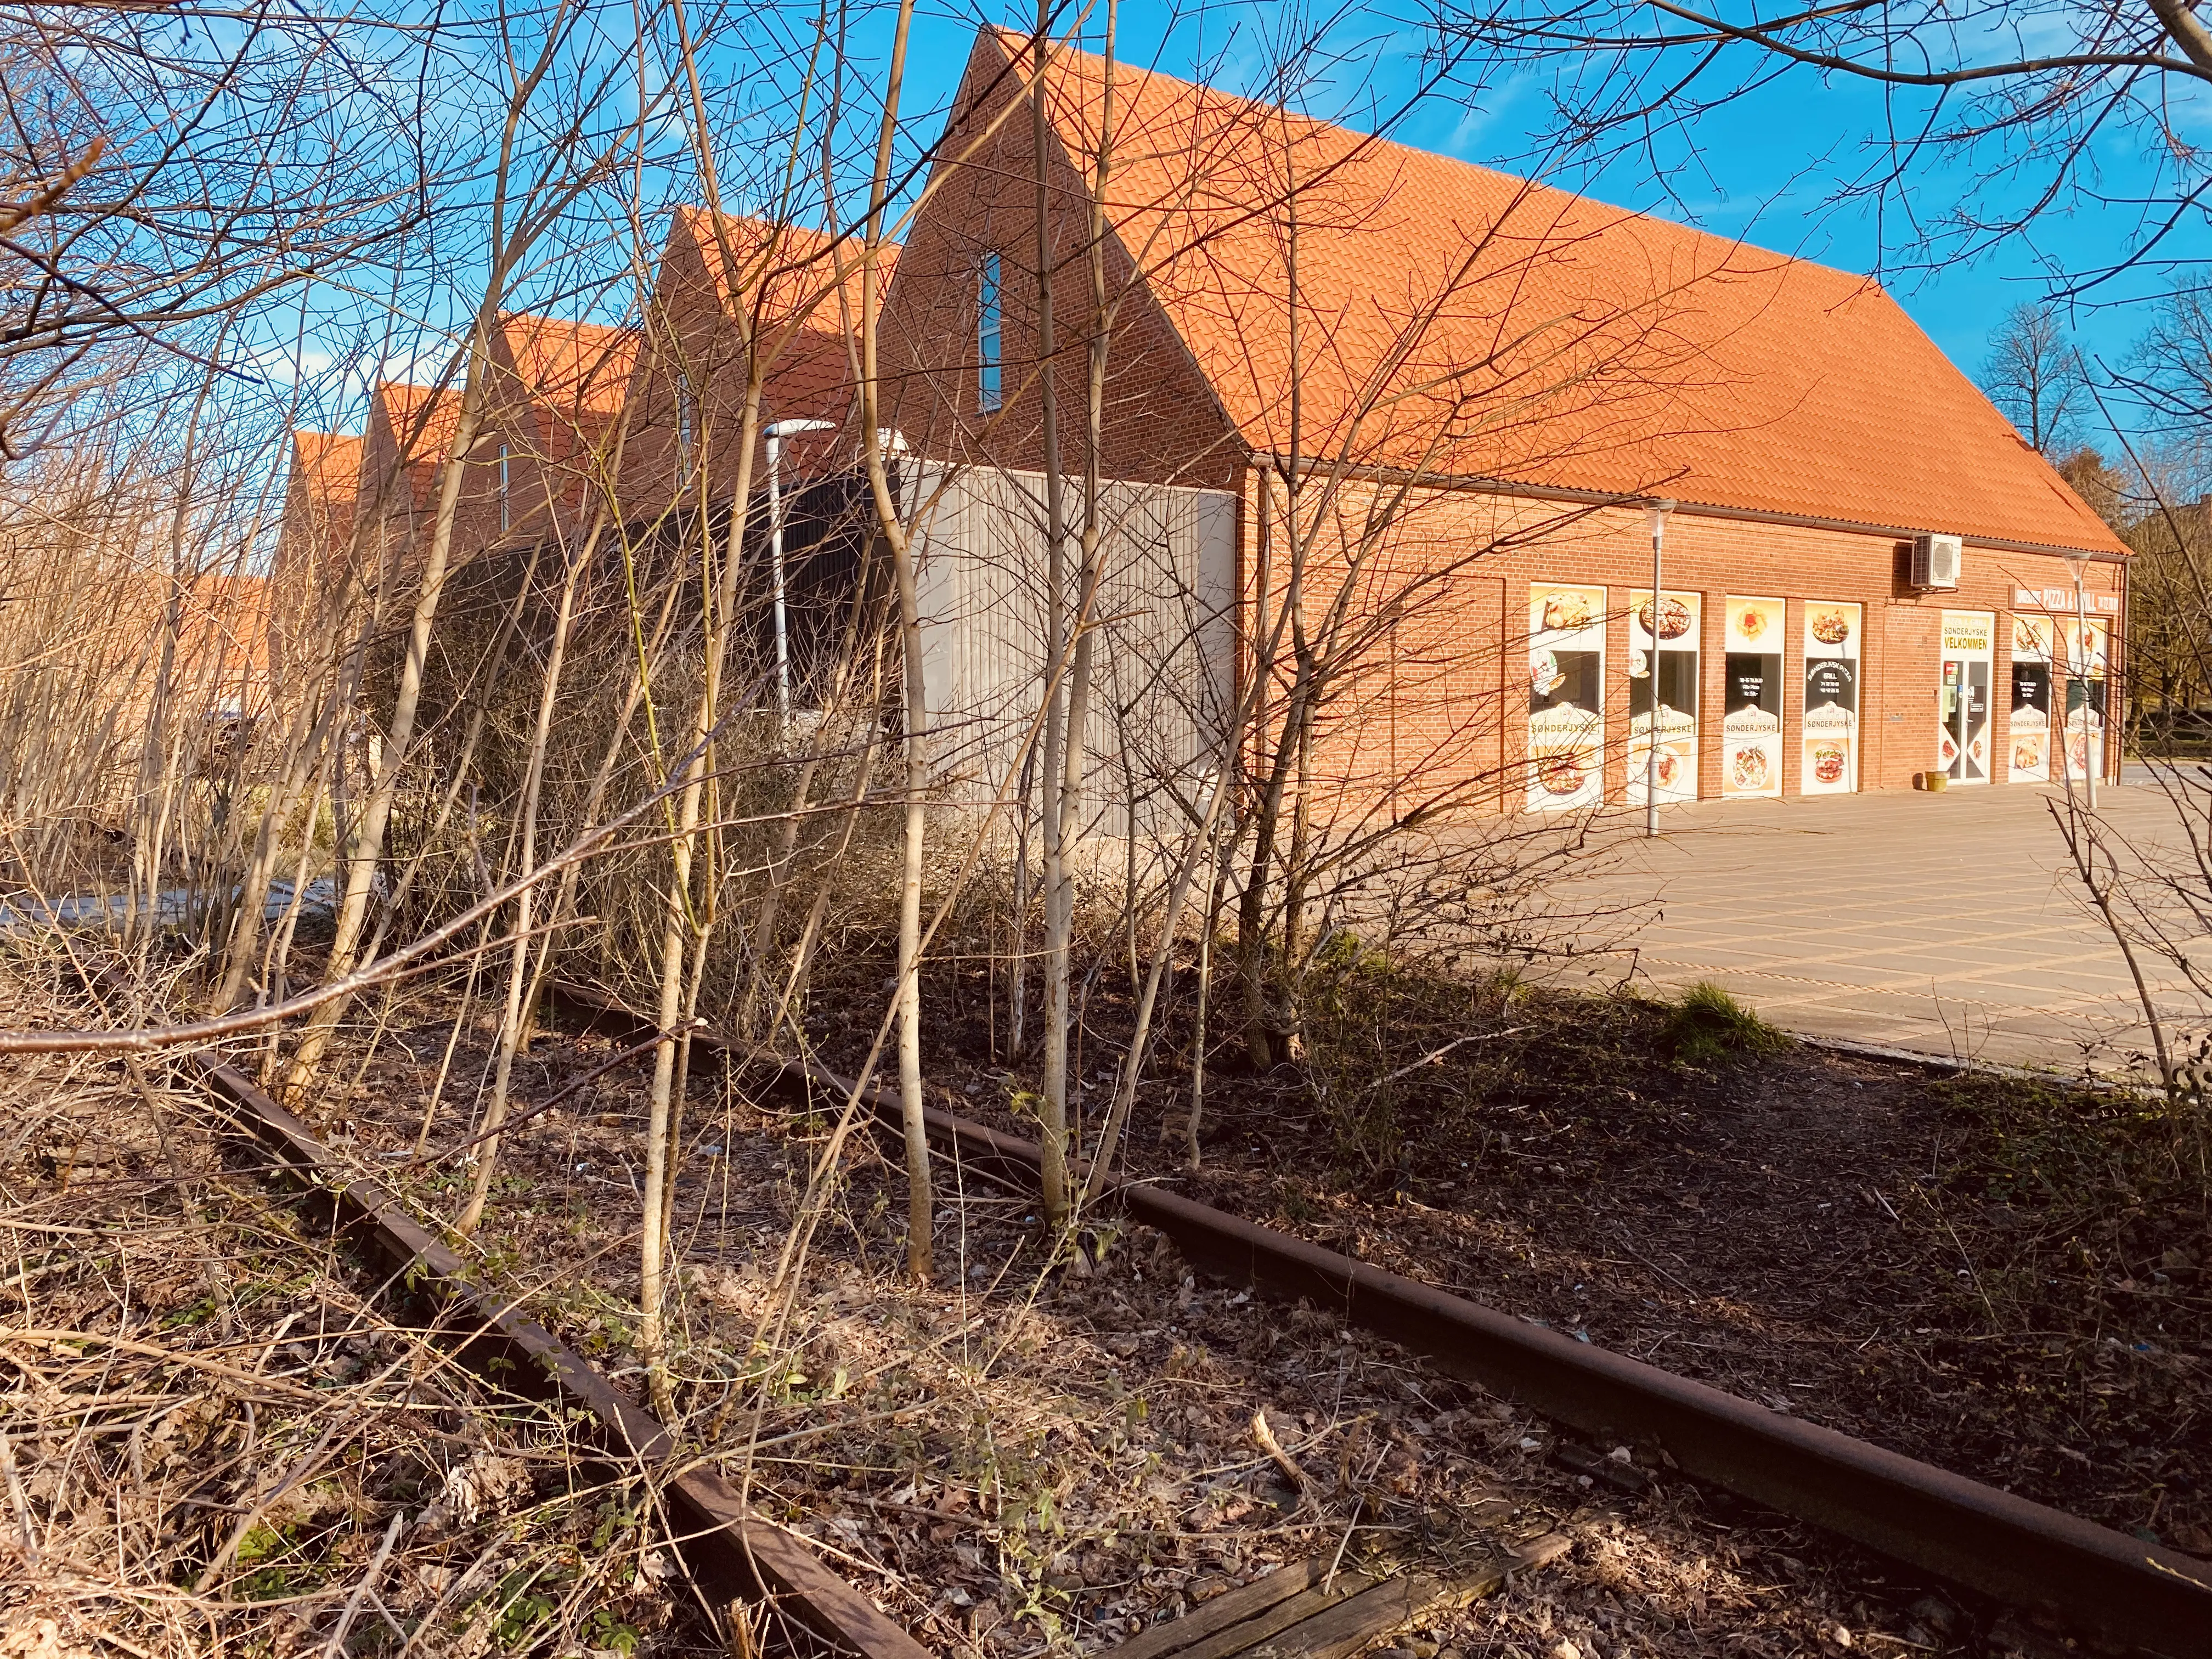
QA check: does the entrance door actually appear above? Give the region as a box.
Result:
[1939,610,1994,782]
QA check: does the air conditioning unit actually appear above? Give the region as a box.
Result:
[1911,533,1963,591]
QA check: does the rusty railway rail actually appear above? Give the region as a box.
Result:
[539,981,2212,1658]
[175,1051,931,1659]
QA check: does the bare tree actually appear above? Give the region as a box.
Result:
[1432,0,2212,297]
[1982,303,2088,453]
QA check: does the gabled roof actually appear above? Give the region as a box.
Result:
[131,571,270,698]
[985,30,2124,556]
[498,312,638,420]
[370,380,463,461]
[290,430,362,541]
[674,208,899,336]
[363,381,464,515]
[661,210,898,427]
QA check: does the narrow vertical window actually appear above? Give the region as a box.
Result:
[498,444,511,534]
[977,252,1002,413]
[675,380,696,480]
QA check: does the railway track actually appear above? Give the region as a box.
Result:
[535,981,2212,1658]
[179,1048,931,1659]
[120,964,2212,1657]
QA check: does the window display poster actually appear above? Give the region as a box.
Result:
[1722,596,1784,798]
[1940,610,1994,782]
[1527,583,1606,810]
[2058,617,2110,782]
[2008,614,2053,782]
[1801,601,1861,794]
[1628,589,1701,804]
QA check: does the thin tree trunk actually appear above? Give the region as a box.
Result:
[1184,820,1224,1170]
[854,0,932,1282]
[1032,6,1079,1229]
[456,547,585,1235]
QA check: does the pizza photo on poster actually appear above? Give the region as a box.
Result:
[1801,601,1860,794]
[1722,596,1784,798]
[1527,583,1606,811]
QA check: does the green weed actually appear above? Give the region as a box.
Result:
[1660,981,1789,1065]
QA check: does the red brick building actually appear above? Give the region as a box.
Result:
[616,210,898,514]
[876,29,2128,809]
[267,430,360,684]
[278,28,2127,809]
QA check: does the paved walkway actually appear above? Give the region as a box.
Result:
[1548,780,2200,1073]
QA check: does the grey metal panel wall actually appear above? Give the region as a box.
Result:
[912,466,1235,838]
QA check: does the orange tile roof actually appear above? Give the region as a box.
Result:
[190,572,270,675]
[675,208,899,337]
[373,380,464,462]
[498,312,639,419]
[122,571,270,694]
[292,430,362,538]
[991,30,2123,556]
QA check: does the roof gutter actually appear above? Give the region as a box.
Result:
[1255,454,2128,565]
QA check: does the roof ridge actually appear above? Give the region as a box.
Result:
[955,24,2123,555]
[992,26,1865,291]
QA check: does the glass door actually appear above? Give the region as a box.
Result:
[1939,610,1994,782]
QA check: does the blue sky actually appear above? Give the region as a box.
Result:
[881,0,2207,436]
[262,0,2202,458]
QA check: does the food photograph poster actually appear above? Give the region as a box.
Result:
[1629,589,1700,805]
[1801,602,1860,794]
[2009,614,2053,783]
[1528,583,1605,811]
[1721,596,1784,799]
[2058,617,2109,782]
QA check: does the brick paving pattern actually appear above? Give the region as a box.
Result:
[1562,781,2197,1072]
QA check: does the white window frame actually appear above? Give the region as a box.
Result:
[977,251,1002,413]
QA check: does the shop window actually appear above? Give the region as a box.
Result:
[1527,583,1605,810]
[1629,590,1699,803]
[1801,602,1861,793]
[2008,615,2053,781]
[1721,596,1784,797]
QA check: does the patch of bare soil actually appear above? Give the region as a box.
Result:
[15,943,2177,1659]
[265,975,2081,1659]
[0,966,725,1658]
[854,953,2211,1568]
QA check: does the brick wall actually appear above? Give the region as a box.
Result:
[1233,470,2126,815]
[874,29,1245,493]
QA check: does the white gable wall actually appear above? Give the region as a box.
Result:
[909,465,1235,840]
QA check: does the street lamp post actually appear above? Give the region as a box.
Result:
[2063,555,2096,810]
[765,417,837,729]
[1645,499,1676,838]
